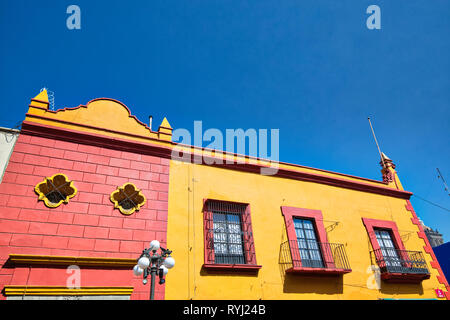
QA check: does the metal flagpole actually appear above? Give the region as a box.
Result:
[367,117,385,168]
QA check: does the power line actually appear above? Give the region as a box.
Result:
[412,194,450,212]
[436,168,450,196]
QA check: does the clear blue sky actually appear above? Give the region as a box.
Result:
[1,1,449,240]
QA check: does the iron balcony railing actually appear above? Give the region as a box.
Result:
[281,240,351,271]
[372,248,430,275]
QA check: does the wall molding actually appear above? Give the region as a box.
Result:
[8,254,136,268]
[3,285,134,296]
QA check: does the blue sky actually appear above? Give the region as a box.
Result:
[1,1,449,239]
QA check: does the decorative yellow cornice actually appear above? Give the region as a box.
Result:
[3,286,134,296]
[8,254,136,268]
[25,92,173,144]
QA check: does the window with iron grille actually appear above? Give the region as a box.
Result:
[362,217,430,281]
[203,200,257,266]
[294,218,324,268]
[280,206,351,272]
[374,229,402,268]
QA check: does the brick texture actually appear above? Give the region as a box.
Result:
[0,133,170,300]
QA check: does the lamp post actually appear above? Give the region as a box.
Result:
[133,240,175,300]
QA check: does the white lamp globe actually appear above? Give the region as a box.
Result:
[163,256,175,269]
[133,265,144,276]
[159,265,169,275]
[137,256,150,269]
[150,240,160,251]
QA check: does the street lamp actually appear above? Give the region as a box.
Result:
[133,240,175,300]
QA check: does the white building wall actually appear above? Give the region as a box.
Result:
[0,127,20,183]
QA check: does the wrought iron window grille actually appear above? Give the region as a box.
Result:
[204,200,257,266]
[280,240,351,272]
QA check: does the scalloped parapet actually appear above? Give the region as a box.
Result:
[25,91,172,145]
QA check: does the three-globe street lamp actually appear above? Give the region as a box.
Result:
[133,240,175,300]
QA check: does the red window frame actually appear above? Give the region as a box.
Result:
[202,199,261,272]
[281,206,337,271]
[361,217,430,282]
[361,218,406,253]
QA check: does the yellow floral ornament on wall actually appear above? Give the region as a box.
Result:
[110,183,146,215]
[35,173,78,208]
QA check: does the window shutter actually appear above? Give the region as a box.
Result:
[203,201,215,264]
[242,205,256,265]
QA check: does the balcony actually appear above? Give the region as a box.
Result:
[280,240,352,275]
[371,248,430,283]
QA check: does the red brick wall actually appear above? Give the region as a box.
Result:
[0,133,170,300]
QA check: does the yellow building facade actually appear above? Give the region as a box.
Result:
[165,146,449,300]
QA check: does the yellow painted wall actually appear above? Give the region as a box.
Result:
[165,160,444,300]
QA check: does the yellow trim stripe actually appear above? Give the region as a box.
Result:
[3,286,134,296]
[9,254,136,268]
